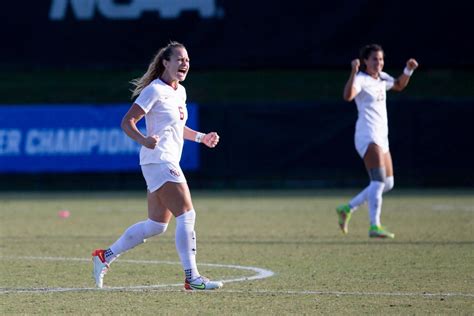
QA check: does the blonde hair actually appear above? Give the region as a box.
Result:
[130,41,186,99]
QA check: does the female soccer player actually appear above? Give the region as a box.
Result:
[337,44,418,238]
[92,41,222,290]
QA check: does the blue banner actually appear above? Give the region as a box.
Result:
[0,104,199,173]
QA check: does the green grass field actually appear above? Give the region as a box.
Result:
[1,190,473,314]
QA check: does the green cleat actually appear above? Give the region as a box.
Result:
[369,225,395,239]
[336,204,352,234]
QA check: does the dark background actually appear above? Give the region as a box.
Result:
[3,1,473,69]
[1,0,473,190]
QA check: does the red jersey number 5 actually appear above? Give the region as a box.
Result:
[178,106,184,120]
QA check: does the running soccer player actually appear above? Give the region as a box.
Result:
[92,41,222,290]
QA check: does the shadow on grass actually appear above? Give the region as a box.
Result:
[2,236,472,246]
[205,240,474,246]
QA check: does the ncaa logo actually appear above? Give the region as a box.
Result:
[169,168,181,177]
[49,0,224,20]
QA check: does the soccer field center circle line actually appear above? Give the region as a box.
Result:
[1,257,473,298]
[0,255,274,294]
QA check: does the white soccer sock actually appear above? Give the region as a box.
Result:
[384,176,394,192]
[107,219,168,263]
[349,187,368,211]
[367,181,385,226]
[349,176,394,211]
[175,209,199,281]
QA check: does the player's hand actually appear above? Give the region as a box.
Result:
[142,135,159,149]
[202,132,220,148]
[406,58,419,70]
[351,59,360,72]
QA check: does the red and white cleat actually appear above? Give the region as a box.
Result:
[91,249,109,288]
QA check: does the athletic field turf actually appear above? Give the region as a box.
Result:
[1,190,473,314]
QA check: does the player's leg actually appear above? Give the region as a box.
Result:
[338,151,394,227]
[364,144,394,238]
[336,140,369,234]
[157,181,222,290]
[106,193,171,263]
[92,193,171,288]
[105,163,173,262]
[92,164,173,288]
[336,186,369,234]
[384,151,395,193]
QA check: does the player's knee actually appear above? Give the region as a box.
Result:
[144,219,168,238]
[384,176,394,193]
[368,167,386,182]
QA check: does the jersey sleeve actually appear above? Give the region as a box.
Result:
[380,72,395,91]
[135,85,159,114]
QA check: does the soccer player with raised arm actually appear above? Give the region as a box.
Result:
[337,44,418,238]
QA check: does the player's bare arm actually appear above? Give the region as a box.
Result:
[184,126,220,148]
[121,103,159,149]
[343,58,360,101]
[392,58,419,92]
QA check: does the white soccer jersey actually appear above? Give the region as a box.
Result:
[353,71,395,142]
[134,78,188,165]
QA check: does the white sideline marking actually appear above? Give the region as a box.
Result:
[0,256,274,294]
